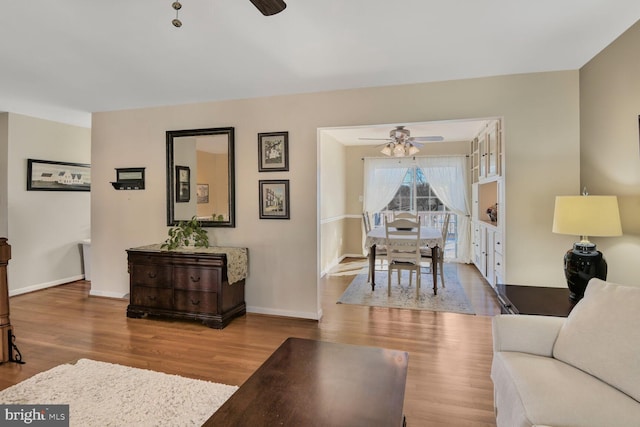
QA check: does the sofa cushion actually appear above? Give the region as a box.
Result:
[492,351,640,427]
[553,278,640,402]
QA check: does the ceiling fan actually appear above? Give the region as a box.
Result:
[359,126,444,157]
[250,0,287,16]
[172,0,286,27]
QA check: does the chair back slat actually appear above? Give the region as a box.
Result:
[393,211,418,221]
[385,217,421,265]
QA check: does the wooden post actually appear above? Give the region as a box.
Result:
[0,238,12,363]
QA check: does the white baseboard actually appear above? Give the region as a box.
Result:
[89,289,128,299]
[247,305,321,320]
[9,275,85,297]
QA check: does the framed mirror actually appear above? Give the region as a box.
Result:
[166,127,235,227]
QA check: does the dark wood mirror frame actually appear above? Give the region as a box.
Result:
[166,127,236,228]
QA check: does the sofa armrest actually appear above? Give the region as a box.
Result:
[492,314,565,357]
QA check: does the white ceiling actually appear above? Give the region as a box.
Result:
[1,1,639,128]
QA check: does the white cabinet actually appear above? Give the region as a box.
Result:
[471,118,504,286]
[471,222,502,288]
[471,120,502,183]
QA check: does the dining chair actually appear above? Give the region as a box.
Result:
[385,217,422,297]
[363,211,386,271]
[393,211,418,221]
[421,212,450,287]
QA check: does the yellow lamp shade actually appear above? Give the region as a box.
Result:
[552,195,622,238]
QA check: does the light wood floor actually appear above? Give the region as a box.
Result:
[0,260,501,426]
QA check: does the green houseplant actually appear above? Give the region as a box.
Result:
[161,216,209,250]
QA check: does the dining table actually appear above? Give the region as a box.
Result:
[366,226,443,295]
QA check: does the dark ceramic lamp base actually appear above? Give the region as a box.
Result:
[563,242,607,301]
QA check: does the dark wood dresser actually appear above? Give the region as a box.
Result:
[126,245,247,329]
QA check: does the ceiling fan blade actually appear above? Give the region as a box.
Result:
[250,0,287,16]
[359,137,393,141]
[410,136,444,142]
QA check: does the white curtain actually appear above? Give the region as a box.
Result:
[363,158,409,215]
[415,156,472,263]
[362,158,408,252]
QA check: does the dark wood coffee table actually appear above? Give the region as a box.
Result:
[203,337,409,427]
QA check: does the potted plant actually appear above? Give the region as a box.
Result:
[161,216,209,250]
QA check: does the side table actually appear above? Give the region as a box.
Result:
[496,284,577,317]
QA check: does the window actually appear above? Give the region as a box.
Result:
[373,166,457,259]
[384,168,446,213]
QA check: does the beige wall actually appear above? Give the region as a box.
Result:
[4,113,91,294]
[319,133,349,274]
[580,19,640,285]
[91,70,580,319]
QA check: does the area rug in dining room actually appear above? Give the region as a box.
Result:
[337,265,475,315]
[0,358,238,426]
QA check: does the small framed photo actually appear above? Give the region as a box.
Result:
[197,184,209,204]
[259,180,290,219]
[258,131,289,172]
[175,165,190,203]
[27,159,91,191]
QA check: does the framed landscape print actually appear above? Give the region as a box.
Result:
[175,165,190,203]
[258,131,289,172]
[197,184,209,204]
[259,180,290,219]
[27,159,91,191]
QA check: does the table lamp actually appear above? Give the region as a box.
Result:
[552,192,622,301]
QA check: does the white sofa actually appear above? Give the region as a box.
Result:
[491,278,640,427]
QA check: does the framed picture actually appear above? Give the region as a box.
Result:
[197,184,209,204]
[258,131,289,172]
[175,165,190,203]
[259,180,290,219]
[27,159,91,191]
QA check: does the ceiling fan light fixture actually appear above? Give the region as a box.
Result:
[381,145,392,156]
[393,143,406,157]
[408,144,420,156]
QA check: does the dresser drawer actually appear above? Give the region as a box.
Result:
[130,264,172,288]
[173,266,221,291]
[174,290,218,314]
[130,286,173,309]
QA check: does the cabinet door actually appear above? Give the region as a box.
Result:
[486,123,498,177]
[479,133,487,178]
[486,230,495,288]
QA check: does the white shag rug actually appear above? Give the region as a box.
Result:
[0,359,238,426]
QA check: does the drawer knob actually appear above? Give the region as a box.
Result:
[190,275,201,283]
[148,272,157,279]
[190,299,200,305]
[147,295,157,301]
